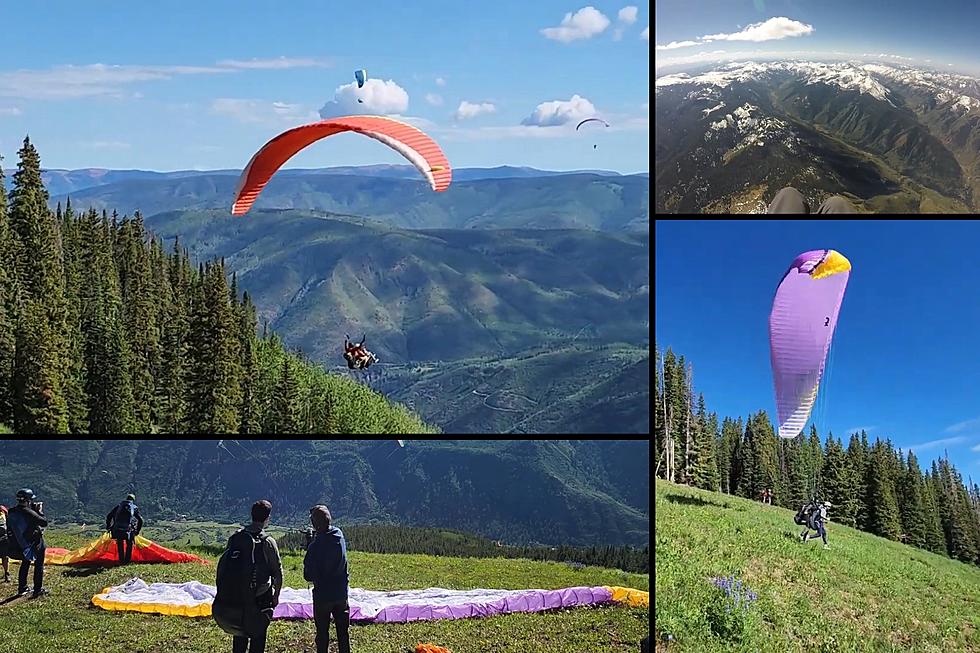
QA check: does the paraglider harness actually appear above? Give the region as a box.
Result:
[6,504,42,562]
[344,334,378,370]
[794,500,822,530]
[110,500,139,538]
[213,529,274,638]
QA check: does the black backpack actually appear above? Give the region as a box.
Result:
[213,530,273,637]
[794,502,816,526]
[112,501,138,535]
[215,529,271,607]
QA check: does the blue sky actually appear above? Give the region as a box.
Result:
[655,220,980,474]
[0,2,649,173]
[655,0,980,76]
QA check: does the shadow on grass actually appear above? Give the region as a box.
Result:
[663,493,741,510]
[63,566,109,578]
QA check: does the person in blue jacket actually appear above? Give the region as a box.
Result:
[303,505,350,653]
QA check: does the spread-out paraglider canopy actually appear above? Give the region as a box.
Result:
[769,249,850,439]
[575,118,610,130]
[231,115,452,216]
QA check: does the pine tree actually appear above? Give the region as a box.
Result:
[864,441,902,540]
[237,290,260,434]
[7,137,68,433]
[0,156,15,425]
[59,198,90,433]
[896,451,928,548]
[272,357,300,433]
[116,212,158,431]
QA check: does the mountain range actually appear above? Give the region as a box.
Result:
[42,165,632,197]
[655,60,980,213]
[48,171,650,232]
[0,439,650,547]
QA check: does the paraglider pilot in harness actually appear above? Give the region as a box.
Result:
[796,500,832,548]
[343,334,378,370]
[106,494,144,564]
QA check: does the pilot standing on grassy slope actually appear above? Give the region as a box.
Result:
[8,489,49,598]
[106,494,144,564]
[304,505,351,653]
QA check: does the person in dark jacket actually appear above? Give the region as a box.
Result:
[8,489,49,598]
[106,494,144,564]
[213,500,284,653]
[303,505,350,653]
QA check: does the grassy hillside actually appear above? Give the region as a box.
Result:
[0,530,649,653]
[655,479,980,651]
[51,173,650,232]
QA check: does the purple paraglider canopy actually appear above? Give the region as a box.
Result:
[769,249,851,439]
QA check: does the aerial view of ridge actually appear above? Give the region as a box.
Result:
[654,0,980,214]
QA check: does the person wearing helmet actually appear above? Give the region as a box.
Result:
[800,500,832,549]
[106,494,144,564]
[8,489,49,597]
[0,505,10,582]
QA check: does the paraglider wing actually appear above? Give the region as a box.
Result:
[354,69,367,88]
[769,249,850,439]
[231,116,452,215]
[396,440,405,448]
[575,118,609,130]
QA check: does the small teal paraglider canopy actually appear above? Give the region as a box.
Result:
[354,69,367,103]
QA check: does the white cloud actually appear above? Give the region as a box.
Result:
[701,17,814,42]
[521,94,596,127]
[454,100,497,120]
[618,6,638,24]
[971,443,980,452]
[211,98,316,125]
[945,417,980,434]
[0,58,328,101]
[83,140,131,149]
[613,5,638,39]
[655,40,697,50]
[318,78,409,118]
[425,93,444,106]
[435,77,446,87]
[541,6,611,43]
[641,26,649,41]
[0,106,22,116]
[216,57,330,70]
[0,63,232,100]
[908,435,968,452]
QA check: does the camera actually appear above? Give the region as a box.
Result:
[31,501,43,512]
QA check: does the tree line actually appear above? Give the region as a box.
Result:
[0,137,432,434]
[277,524,649,574]
[655,343,980,567]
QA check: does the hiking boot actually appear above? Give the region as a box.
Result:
[16,586,31,597]
[31,588,50,599]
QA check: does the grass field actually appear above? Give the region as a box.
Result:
[0,524,649,653]
[655,479,980,652]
